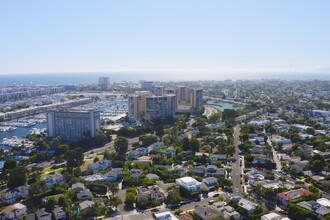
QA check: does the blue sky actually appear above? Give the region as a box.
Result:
[0,0,330,75]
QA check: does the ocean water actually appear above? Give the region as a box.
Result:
[0,72,330,86]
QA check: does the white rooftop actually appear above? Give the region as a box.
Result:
[176,177,200,186]
[154,211,179,220]
[317,198,330,207]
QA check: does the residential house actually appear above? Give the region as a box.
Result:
[136,185,165,203]
[176,177,201,193]
[52,206,66,220]
[152,142,165,150]
[104,168,124,182]
[158,183,180,197]
[79,200,95,213]
[77,190,93,201]
[210,154,227,165]
[250,146,268,154]
[134,156,152,165]
[146,173,160,181]
[206,165,218,175]
[156,146,176,159]
[35,208,52,220]
[261,212,284,220]
[154,211,179,220]
[290,160,309,173]
[249,136,266,146]
[1,203,27,219]
[87,159,112,174]
[212,168,226,178]
[173,164,186,177]
[113,168,124,179]
[2,186,29,205]
[45,174,65,188]
[195,152,210,157]
[317,198,330,208]
[179,213,194,220]
[129,169,144,179]
[212,202,241,220]
[202,177,219,191]
[209,122,226,130]
[194,205,221,220]
[277,188,312,206]
[71,183,86,191]
[297,201,330,219]
[272,136,291,145]
[42,194,63,204]
[128,148,148,160]
[232,196,259,214]
[154,165,172,171]
[188,166,205,177]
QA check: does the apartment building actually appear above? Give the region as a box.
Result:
[47,108,100,141]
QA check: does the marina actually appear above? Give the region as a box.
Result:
[206,101,243,111]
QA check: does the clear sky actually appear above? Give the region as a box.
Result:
[0,0,330,75]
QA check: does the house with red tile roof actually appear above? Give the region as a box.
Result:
[277,188,312,206]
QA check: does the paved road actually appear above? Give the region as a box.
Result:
[115,191,228,216]
[203,105,217,118]
[84,136,140,157]
[267,136,282,171]
[232,125,243,196]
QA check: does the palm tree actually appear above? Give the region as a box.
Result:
[108,183,119,195]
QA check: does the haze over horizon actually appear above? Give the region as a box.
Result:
[1,1,330,76]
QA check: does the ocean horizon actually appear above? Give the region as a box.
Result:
[0,71,330,86]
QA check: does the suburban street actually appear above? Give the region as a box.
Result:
[232,125,243,196]
[267,136,282,171]
[112,191,229,219]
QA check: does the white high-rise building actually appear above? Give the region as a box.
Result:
[154,86,164,96]
[145,95,176,121]
[177,86,187,103]
[98,77,110,90]
[190,89,203,108]
[128,91,152,121]
[47,109,100,141]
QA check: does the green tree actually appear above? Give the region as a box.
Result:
[310,160,324,173]
[3,159,16,171]
[65,148,84,168]
[226,145,235,155]
[306,127,315,135]
[114,136,129,159]
[125,192,136,206]
[167,192,183,204]
[55,144,69,156]
[45,196,56,212]
[139,134,158,147]
[208,112,222,123]
[190,138,200,152]
[103,150,114,160]
[29,180,47,197]
[95,133,108,146]
[215,160,222,168]
[222,109,238,120]
[155,125,165,138]
[7,166,28,189]
[58,194,72,208]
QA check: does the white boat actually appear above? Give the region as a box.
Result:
[7,127,17,132]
